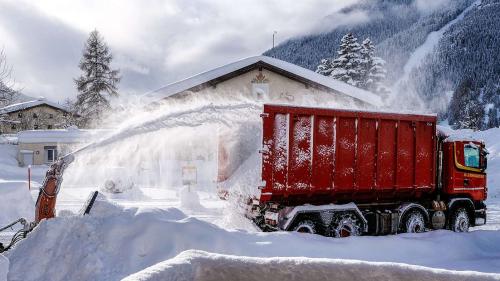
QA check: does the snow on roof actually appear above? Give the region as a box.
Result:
[17,128,106,144]
[143,56,383,107]
[0,97,69,114]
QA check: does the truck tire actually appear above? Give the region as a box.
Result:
[402,210,426,233]
[328,213,362,238]
[292,220,316,234]
[450,208,470,232]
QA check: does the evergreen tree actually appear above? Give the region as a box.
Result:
[487,108,499,128]
[315,58,334,76]
[448,79,484,130]
[360,38,389,96]
[74,30,120,128]
[330,33,363,87]
[359,38,374,87]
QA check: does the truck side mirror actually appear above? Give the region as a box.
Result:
[480,148,489,170]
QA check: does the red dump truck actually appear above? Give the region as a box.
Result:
[246,104,487,237]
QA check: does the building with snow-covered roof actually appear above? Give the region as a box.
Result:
[16,128,99,166]
[143,56,383,107]
[0,98,72,134]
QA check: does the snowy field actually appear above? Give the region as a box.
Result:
[0,119,499,280]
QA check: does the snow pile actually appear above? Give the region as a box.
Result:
[0,181,34,226]
[123,250,500,281]
[179,187,205,211]
[6,195,500,281]
[0,255,7,281]
[100,167,148,200]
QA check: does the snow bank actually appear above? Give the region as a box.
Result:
[6,196,500,281]
[0,180,34,226]
[123,250,500,281]
[179,187,205,211]
[0,255,7,281]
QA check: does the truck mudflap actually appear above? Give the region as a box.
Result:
[475,208,487,226]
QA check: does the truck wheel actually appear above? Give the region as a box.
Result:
[402,210,425,233]
[293,220,316,234]
[450,208,470,232]
[329,213,361,238]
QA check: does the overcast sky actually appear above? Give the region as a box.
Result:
[0,0,358,103]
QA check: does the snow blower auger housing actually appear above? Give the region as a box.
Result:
[0,154,99,253]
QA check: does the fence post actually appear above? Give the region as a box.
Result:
[28,165,31,191]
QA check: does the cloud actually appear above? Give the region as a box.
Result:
[0,1,85,101]
[312,9,371,34]
[0,0,357,102]
[414,0,453,14]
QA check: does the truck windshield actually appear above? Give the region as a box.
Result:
[464,145,480,168]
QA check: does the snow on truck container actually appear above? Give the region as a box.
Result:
[249,104,487,237]
[260,104,436,205]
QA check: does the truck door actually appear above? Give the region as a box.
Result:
[444,141,487,201]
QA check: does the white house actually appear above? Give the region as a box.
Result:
[17,128,98,166]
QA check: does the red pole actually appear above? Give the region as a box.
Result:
[28,165,31,191]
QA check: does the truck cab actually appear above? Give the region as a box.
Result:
[441,139,488,227]
[442,140,487,201]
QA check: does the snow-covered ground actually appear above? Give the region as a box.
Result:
[5,197,500,280]
[0,113,499,280]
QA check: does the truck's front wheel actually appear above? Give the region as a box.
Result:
[450,208,470,232]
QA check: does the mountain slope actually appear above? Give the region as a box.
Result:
[264,0,499,126]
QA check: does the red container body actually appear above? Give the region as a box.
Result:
[260,104,437,205]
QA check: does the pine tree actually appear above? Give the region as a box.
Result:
[359,38,374,88]
[315,59,334,76]
[360,38,389,96]
[74,30,120,128]
[487,108,499,128]
[330,33,363,87]
[448,79,484,130]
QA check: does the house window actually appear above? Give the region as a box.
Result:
[44,146,57,163]
[18,113,22,118]
[34,124,39,130]
[47,125,53,129]
[49,114,54,119]
[11,124,16,130]
[33,113,38,119]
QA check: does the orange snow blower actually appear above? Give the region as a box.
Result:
[0,154,98,253]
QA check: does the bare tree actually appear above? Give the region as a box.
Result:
[0,49,19,107]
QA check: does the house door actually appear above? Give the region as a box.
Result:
[22,152,34,166]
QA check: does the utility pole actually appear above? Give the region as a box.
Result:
[273,31,278,49]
